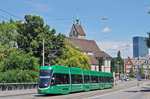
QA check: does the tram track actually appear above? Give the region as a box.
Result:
[1,80,145,99]
[66,80,138,99]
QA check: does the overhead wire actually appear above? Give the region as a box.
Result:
[0,9,75,22]
[47,18,74,21]
[0,14,9,21]
[0,8,23,20]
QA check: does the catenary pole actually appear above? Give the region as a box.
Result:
[43,38,45,66]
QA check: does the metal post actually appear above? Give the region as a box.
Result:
[43,38,45,66]
[145,65,147,80]
[121,64,122,74]
[0,86,2,91]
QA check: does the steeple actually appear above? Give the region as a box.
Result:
[69,8,86,39]
[76,8,79,25]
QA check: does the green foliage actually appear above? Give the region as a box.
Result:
[117,50,124,73]
[1,50,39,71]
[0,44,5,61]
[64,39,80,50]
[0,69,38,83]
[111,58,117,73]
[0,19,17,46]
[0,14,92,83]
[129,68,134,78]
[0,50,39,83]
[111,51,124,73]
[139,66,144,75]
[0,19,16,61]
[117,50,122,61]
[57,46,91,70]
[16,15,66,65]
[97,57,103,71]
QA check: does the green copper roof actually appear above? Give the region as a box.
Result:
[76,8,79,25]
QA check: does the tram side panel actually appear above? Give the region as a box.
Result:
[70,67,83,92]
[83,69,90,91]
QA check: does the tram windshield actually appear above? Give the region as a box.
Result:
[38,70,53,88]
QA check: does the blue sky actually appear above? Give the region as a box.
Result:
[1,0,150,58]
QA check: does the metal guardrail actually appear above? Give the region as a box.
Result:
[0,83,38,91]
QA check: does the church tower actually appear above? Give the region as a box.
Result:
[69,9,86,39]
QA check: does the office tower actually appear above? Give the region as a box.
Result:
[133,36,148,57]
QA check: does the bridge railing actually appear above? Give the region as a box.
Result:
[0,83,38,91]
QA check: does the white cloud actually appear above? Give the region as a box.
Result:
[102,27,111,32]
[85,30,99,34]
[96,40,133,58]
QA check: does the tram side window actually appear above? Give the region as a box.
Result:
[106,77,110,83]
[108,77,110,83]
[105,77,108,83]
[71,74,83,84]
[84,75,90,84]
[99,76,103,83]
[51,73,69,85]
[110,77,114,83]
[91,76,98,83]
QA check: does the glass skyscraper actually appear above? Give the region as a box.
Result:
[133,36,148,57]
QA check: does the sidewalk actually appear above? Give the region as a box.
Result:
[0,89,37,97]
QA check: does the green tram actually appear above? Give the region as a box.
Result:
[38,65,114,94]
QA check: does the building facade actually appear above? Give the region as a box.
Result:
[124,57,134,74]
[133,36,148,58]
[66,12,111,72]
[124,54,150,76]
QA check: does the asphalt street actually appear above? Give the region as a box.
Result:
[0,79,150,99]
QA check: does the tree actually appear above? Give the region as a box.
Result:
[111,51,124,73]
[0,19,16,46]
[0,19,16,61]
[0,50,39,83]
[129,68,134,78]
[116,50,124,73]
[111,58,117,73]
[117,50,121,60]
[97,57,103,71]
[56,46,91,69]
[16,15,66,65]
[139,66,144,75]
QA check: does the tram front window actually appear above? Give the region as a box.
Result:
[38,70,53,88]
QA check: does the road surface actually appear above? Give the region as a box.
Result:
[0,79,149,99]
